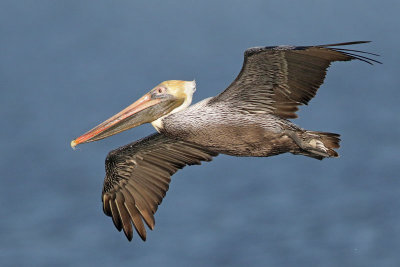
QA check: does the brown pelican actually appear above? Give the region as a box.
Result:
[71,41,380,241]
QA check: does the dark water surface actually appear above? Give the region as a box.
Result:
[1,1,399,266]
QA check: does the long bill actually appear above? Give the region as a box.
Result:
[71,93,162,148]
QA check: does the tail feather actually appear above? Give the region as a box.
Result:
[312,131,341,156]
[299,131,341,159]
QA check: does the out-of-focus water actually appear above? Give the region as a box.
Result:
[1,1,399,266]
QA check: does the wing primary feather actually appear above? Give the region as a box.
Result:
[124,201,147,241]
[124,203,147,241]
[102,194,112,216]
[115,192,134,241]
[109,198,123,232]
[123,184,155,230]
[329,47,380,56]
[124,186,155,229]
[119,188,149,240]
[115,185,147,241]
[330,49,382,64]
[316,41,371,47]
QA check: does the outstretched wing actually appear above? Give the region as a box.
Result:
[210,41,380,119]
[101,133,218,241]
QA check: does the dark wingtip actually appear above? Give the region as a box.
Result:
[319,41,382,65]
[113,221,123,232]
[317,41,371,47]
[124,230,133,241]
[135,230,147,241]
[140,235,147,242]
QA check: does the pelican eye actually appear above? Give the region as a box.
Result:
[156,87,167,94]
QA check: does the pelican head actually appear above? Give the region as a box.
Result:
[71,80,196,148]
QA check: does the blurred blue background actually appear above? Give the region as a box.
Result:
[1,0,399,266]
